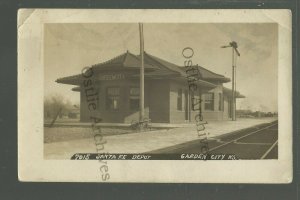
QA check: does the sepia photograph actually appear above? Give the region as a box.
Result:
[18,9,292,183]
[43,23,278,160]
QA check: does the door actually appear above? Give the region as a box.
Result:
[184,90,188,121]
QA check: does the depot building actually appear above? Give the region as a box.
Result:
[56,51,244,123]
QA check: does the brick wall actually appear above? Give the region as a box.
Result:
[79,78,231,123]
[80,79,150,123]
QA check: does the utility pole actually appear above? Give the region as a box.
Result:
[139,23,145,123]
[221,41,240,121]
[232,47,235,121]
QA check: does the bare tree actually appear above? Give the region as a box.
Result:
[44,94,73,120]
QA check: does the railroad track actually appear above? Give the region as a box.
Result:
[148,121,278,159]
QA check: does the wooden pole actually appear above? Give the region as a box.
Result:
[234,53,237,121]
[139,23,145,122]
[232,47,236,121]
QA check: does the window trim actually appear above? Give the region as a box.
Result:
[129,87,140,111]
[105,86,121,111]
[204,92,214,111]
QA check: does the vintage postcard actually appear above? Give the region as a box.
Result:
[18,9,292,183]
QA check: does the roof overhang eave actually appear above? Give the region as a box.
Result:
[198,81,217,88]
[56,79,81,86]
[71,86,81,92]
[175,77,217,88]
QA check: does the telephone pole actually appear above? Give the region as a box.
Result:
[139,23,145,122]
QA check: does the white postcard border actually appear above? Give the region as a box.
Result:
[18,9,292,183]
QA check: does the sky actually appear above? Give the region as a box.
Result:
[44,23,278,112]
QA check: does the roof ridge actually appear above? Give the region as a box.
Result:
[143,52,182,75]
[122,50,129,63]
[132,51,161,69]
[128,51,142,62]
[145,52,180,67]
[92,52,126,67]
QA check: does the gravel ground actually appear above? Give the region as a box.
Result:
[44,127,136,143]
[44,126,163,143]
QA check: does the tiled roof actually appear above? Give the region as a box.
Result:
[143,52,230,82]
[92,51,158,70]
[56,51,230,84]
[196,66,230,82]
[56,74,83,85]
[143,53,185,76]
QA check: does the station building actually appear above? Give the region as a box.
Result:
[56,51,244,123]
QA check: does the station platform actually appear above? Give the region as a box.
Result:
[44,117,278,159]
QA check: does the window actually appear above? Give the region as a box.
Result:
[218,93,223,111]
[106,87,120,110]
[177,89,182,110]
[130,87,140,110]
[204,93,214,111]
